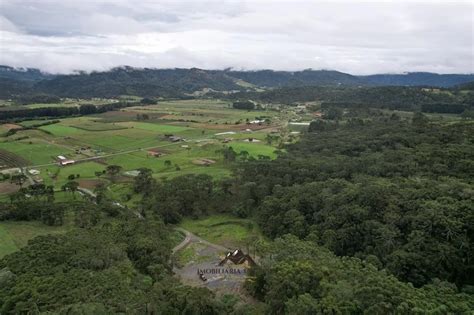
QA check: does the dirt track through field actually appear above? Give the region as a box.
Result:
[172,227,231,254]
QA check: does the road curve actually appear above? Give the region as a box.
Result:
[172,227,231,254]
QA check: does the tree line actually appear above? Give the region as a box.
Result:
[0,101,141,121]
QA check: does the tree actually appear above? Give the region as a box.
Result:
[106,165,122,182]
[62,180,79,199]
[140,97,157,105]
[323,107,343,120]
[41,204,65,226]
[10,174,27,188]
[412,111,429,126]
[94,183,108,204]
[74,203,101,228]
[133,168,154,195]
[233,101,255,110]
[220,147,237,163]
[79,104,97,115]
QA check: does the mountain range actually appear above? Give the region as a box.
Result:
[1,65,473,98]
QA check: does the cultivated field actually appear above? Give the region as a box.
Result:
[0,98,297,195]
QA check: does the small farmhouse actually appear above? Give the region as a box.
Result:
[219,249,256,267]
[57,155,75,166]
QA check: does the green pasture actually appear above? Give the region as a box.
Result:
[18,120,55,127]
[25,103,77,109]
[37,161,106,187]
[129,99,270,124]
[0,99,284,194]
[0,140,70,165]
[116,121,190,133]
[39,123,82,136]
[106,183,141,206]
[69,122,127,132]
[179,214,263,248]
[78,134,164,151]
[105,141,227,176]
[227,142,278,158]
[0,219,72,259]
[0,224,17,258]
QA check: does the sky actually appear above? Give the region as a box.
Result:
[0,0,472,74]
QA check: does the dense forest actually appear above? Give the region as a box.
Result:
[235,117,474,289]
[246,236,473,314]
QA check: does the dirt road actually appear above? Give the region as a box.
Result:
[172,227,230,254]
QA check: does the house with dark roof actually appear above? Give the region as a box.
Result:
[218,249,256,267]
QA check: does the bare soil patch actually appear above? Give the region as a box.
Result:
[0,181,21,194]
[147,148,169,155]
[77,179,107,190]
[192,159,216,166]
[2,124,22,130]
[0,149,29,169]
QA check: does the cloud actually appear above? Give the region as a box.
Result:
[0,0,472,74]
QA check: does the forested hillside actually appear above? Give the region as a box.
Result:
[226,85,473,113]
[246,236,473,314]
[0,66,54,82]
[236,117,474,289]
[1,65,473,99]
[34,67,240,98]
[361,72,474,87]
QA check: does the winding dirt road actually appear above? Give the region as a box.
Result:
[172,227,230,254]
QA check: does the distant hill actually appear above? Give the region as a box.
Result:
[226,69,361,87]
[0,65,473,98]
[360,72,474,88]
[227,70,474,88]
[34,67,240,98]
[0,65,55,82]
[0,78,34,99]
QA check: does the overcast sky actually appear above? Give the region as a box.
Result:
[0,0,472,74]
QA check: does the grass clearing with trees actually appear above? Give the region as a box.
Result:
[179,214,264,249]
[0,219,73,258]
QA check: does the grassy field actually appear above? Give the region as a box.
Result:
[116,121,190,133]
[0,99,283,195]
[0,224,17,258]
[0,220,72,258]
[39,123,83,136]
[179,214,264,248]
[38,161,107,187]
[0,140,70,165]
